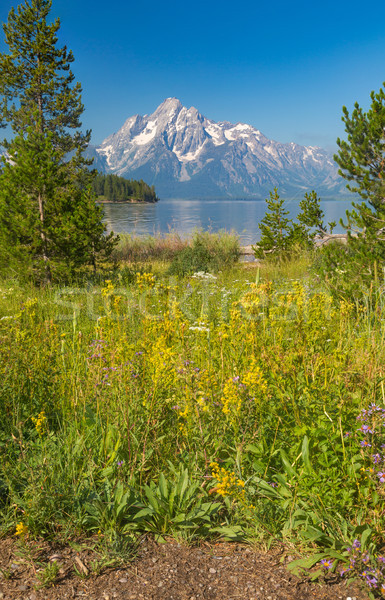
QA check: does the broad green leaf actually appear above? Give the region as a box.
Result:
[144,485,159,511]
[280,449,296,478]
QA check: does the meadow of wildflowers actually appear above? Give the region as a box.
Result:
[0,251,384,596]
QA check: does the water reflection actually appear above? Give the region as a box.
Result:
[102,199,354,245]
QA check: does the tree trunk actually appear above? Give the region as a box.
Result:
[38,191,51,283]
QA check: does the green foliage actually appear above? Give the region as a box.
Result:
[83,480,142,538]
[0,0,86,151]
[253,189,328,260]
[312,240,381,302]
[330,83,385,299]
[254,188,292,258]
[335,85,385,209]
[35,562,60,589]
[135,466,222,540]
[93,173,158,203]
[0,0,117,283]
[167,230,240,276]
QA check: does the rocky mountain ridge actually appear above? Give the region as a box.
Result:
[88,98,347,199]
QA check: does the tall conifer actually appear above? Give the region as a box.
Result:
[0,0,116,282]
[334,84,385,269]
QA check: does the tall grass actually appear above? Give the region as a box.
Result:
[113,230,241,273]
[113,231,188,262]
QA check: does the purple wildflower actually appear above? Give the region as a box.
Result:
[358,425,374,434]
[360,439,372,448]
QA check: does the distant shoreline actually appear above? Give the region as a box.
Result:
[96,199,158,205]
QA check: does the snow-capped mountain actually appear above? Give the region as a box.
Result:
[90,98,346,199]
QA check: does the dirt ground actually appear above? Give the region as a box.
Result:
[0,537,369,600]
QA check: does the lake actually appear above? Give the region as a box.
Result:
[102,198,355,245]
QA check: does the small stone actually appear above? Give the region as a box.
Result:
[29,594,37,600]
[158,582,163,587]
[49,554,62,561]
[18,585,28,592]
[119,578,128,583]
[209,568,216,574]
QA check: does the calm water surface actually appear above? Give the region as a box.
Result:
[102,198,355,245]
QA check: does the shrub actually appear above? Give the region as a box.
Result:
[167,230,240,276]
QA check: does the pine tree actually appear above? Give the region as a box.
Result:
[253,188,292,259]
[0,0,88,151]
[0,0,116,282]
[334,84,385,269]
[290,190,328,249]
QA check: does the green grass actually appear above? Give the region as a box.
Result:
[0,249,385,596]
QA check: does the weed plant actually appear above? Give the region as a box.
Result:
[0,255,384,596]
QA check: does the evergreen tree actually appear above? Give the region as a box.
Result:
[0,0,116,282]
[254,189,330,260]
[254,188,292,259]
[290,191,328,249]
[334,84,385,270]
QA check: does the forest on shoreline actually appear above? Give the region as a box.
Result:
[92,173,159,204]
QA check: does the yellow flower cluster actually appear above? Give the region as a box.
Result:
[101,280,114,297]
[285,281,306,313]
[340,299,355,318]
[210,462,254,509]
[242,358,267,394]
[146,335,177,392]
[136,272,156,290]
[15,522,28,538]
[257,281,272,296]
[31,410,47,435]
[112,295,122,309]
[239,290,261,315]
[221,378,241,416]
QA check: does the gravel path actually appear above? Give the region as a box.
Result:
[0,538,369,600]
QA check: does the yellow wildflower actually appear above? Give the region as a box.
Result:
[15,522,28,538]
[31,410,47,435]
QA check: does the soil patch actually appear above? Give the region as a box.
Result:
[0,537,368,600]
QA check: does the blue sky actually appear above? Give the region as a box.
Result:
[1,0,385,150]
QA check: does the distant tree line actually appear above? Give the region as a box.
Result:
[92,173,158,203]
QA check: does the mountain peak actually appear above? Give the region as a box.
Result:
[154,97,183,115]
